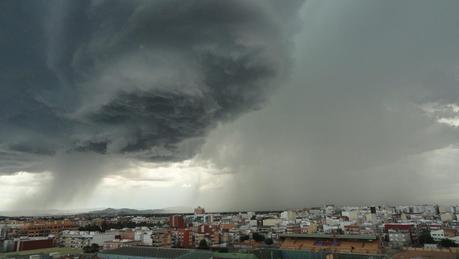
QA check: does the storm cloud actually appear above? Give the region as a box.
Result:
[0,0,302,169]
[5,0,459,211]
[0,0,304,208]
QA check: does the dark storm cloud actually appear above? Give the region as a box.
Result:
[0,0,304,173]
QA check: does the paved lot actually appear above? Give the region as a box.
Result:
[392,250,457,259]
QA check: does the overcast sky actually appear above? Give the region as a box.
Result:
[1,0,459,212]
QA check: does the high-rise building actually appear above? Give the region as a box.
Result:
[169,215,185,229]
[171,229,192,248]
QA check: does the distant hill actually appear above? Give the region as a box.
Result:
[85,206,193,216]
[86,208,161,215]
[0,206,194,217]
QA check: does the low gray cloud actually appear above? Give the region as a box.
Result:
[198,0,459,210]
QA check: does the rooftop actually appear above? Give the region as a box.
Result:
[280,233,378,240]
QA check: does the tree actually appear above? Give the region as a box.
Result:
[418,229,434,245]
[83,244,100,253]
[91,243,100,252]
[264,238,273,245]
[240,235,250,242]
[252,232,265,242]
[83,246,91,253]
[335,229,344,235]
[198,239,209,249]
[440,238,456,248]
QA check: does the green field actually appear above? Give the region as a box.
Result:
[0,247,83,257]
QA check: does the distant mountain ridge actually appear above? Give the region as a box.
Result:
[84,206,194,215]
[0,206,193,217]
[86,208,162,215]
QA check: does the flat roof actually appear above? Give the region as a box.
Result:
[280,233,378,240]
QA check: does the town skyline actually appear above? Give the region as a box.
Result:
[3,204,459,258]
